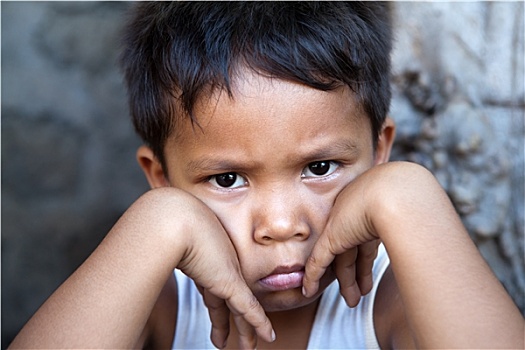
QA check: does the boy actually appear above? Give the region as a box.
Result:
[10,2,524,349]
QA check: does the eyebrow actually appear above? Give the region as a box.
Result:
[299,139,360,163]
[186,139,360,174]
[186,158,260,174]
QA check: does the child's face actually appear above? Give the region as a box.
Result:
[140,71,394,312]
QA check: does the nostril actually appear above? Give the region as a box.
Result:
[253,214,311,243]
[295,232,309,241]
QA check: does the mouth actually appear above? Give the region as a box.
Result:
[259,265,305,292]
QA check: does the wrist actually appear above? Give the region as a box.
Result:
[366,162,452,244]
[119,187,205,271]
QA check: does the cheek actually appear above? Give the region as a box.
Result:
[196,198,252,243]
[305,197,333,234]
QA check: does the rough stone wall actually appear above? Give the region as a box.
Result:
[389,2,524,314]
[2,2,523,347]
[1,3,146,346]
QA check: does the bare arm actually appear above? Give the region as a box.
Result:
[303,161,524,349]
[10,188,273,349]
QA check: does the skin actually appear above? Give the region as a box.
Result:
[302,161,525,348]
[138,72,397,348]
[10,72,524,349]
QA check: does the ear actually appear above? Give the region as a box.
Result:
[137,145,170,188]
[374,117,396,165]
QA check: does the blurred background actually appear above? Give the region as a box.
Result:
[2,2,523,347]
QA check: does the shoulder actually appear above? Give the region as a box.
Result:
[140,273,178,350]
[374,265,415,349]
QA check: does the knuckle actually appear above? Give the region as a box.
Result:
[211,322,228,334]
[212,317,229,329]
[204,290,226,309]
[245,294,261,314]
[306,253,324,272]
[326,237,341,256]
[205,298,225,311]
[361,246,378,259]
[213,278,236,299]
[307,253,322,269]
[226,290,261,319]
[339,278,357,290]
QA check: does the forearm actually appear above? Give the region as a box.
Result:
[9,188,190,349]
[374,162,524,349]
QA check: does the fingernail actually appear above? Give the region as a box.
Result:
[271,329,276,342]
[302,286,307,297]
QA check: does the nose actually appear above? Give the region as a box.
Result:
[252,186,311,244]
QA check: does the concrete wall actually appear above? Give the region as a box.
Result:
[2,2,523,347]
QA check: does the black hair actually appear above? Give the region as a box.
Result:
[120,2,393,168]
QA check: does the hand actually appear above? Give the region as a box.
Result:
[7,187,272,349]
[302,165,382,305]
[304,162,525,348]
[174,191,274,349]
[331,240,381,307]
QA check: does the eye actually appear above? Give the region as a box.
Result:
[209,172,247,189]
[301,161,339,178]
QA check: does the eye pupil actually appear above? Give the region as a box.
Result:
[309,161,330,176]
[216,173,237,187]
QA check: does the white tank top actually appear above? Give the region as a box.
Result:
[172,244,390,349]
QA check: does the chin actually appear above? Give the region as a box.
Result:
[258,288,313,312]
[257,274,335,312]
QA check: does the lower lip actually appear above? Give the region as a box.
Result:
[259,270,305,291]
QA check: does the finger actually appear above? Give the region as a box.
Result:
[334,248,361,307]
[303,234,340,298]
[232,314,257,350]
[203,289,230,348]
[220,281,275,344]
[355,240,380,295]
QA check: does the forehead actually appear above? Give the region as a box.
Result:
[164,72,372,167]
